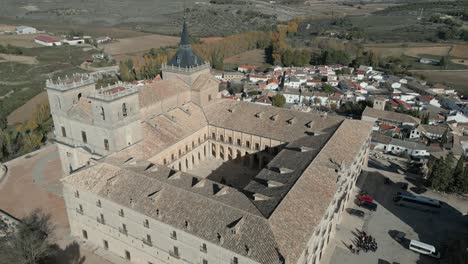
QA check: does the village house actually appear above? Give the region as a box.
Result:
[16,25,37,34]
[265,78,279,90]
[34,35,62,46]
[223,72,244,81]
[249,74,269,83]
[409,124,448,141]
[362,107,421,128]
[237,64,257,73]
[63,37,85,45]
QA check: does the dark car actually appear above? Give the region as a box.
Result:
[384,177,391,185]
[400,182,408,190]
[412,186,427,194]
[347,208,365,218]
[390,230,406,243]
[358,201,378,211]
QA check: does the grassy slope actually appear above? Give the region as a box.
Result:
[0,45,93,118]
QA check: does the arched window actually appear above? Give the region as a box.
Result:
[77,93,82,101]
[100,106,105,120]
[122,103,128,117]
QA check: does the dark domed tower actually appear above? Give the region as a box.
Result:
[162,19,210,86]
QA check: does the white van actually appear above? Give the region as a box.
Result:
[409,240,441,259]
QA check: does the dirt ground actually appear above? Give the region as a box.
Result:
[7,91,48,125]
[101,34,179,56]
[449,44,468,58]
[0,53,38,64]
[225,49,266,66]
[0,33,41,48]
[0,145,111,264]
[451,58,468,66]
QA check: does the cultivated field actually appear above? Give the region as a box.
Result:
[450,44,468,58]
[0,33,41,48]
[413,70,468,95]
[365,43,453,58]
[0,53,38,64]
[101,34,179,56]
[224,49,266,67]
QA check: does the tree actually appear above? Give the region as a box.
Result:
[428,153,455,192]
[272,94,286,108]
[0,210,55,264]
[440,56,448,70]
[452,154,468,193]
[281,49,293,66]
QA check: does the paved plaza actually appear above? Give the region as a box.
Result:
[323,163,468,264]
[0,144,112,264]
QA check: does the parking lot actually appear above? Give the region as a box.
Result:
[323,161,468,264]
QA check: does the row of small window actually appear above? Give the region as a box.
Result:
[81,229,239,264]
[62,127,109,150]
[212,133,262,150]
[166,136,208,163]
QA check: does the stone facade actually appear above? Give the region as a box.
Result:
[57,22,374,264]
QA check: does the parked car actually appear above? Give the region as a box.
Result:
[358,200,377,211]
[357,195,374,203]
[384,177,391,185]
[400,182,408,190]
[347,208,365,218]
[389,230,406,243]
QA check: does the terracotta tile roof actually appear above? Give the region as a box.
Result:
[362,107,420,124]
[203,99,344,142]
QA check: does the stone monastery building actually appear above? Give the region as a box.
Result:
[48,21,373,264]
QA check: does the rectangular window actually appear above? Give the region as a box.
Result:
[200,243,207,253]
[171,231,177,240]
[237,139,241,145]
[144,219,149,228]
[143,234,152,246]
[61,126,66,137]
[232,257,238,264]
[81,131,87,144]
[208,95,212,101]
[104,139,109,151]
[82,230,88,239]
[202,260,208,264]
[229,137,233,144]
[103,240,108,250]
[98,213,105,224]
[74,190,79,198]
[120,224,127,235]
[125,250,131,260]
[96,200,101,207]
[255,143,260,150]
[119,209,124,217]
[246,141,250,148]
[173,246,179,257]
[212,133,216,139]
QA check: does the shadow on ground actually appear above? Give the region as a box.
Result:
[358,171,468,263]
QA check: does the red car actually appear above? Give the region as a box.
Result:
[357,195,374,203]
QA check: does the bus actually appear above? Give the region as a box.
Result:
[393,193,441,211]
[409,240,441,259]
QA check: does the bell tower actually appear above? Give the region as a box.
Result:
[161,18,210,86]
